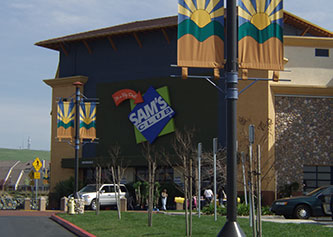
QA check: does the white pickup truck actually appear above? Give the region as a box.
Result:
[76,184,128,210]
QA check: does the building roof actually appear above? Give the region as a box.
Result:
[284,11,333,38]
[35,11,333,51]
[35,16,176,51]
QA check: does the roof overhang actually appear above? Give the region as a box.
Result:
[44,75,88,88]
[284,36,333,48]
[35,11,333,52]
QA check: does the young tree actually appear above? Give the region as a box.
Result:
[172,129,196,237]
[200,148,227,192]
[133,181,142,207]
[141,142,158,227]
[238,117,274,188]
[107,144,127,220]
[95,165,101,215]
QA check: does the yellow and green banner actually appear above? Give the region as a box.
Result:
[80,102,96,141]
[57,100,75,140]
[178,0,224,69]
[238,0,284,70]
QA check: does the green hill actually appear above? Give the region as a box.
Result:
[0,148,50,162]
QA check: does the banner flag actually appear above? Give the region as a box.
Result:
[57,100,75,141]
[80,102,97,141]
[238,0,284,71]
[177,0,224,70]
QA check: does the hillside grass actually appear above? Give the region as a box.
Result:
[0,148,50,161]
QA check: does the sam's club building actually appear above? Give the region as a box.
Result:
[37,9,333,205]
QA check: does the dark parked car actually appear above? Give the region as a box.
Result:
[271,186,333,219]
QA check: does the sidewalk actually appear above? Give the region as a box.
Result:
[241,215,333,227]
[0,210,62,216]
[158,211,333,227]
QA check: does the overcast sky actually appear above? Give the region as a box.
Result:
[0,0,332,151]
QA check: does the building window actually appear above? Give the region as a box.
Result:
[315,48,329,57]
[136,167,174,182]
[303,165,333,193]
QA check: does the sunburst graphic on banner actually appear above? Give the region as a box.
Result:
[239,0,283,30]
[57,100,75,128]
[80,102,96,129]
[238,0,284,71]
[177,0,225,68]
[179,0,224,28]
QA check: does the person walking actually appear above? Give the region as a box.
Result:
[161,189,168,211]
[204,188,213,206]
[218,186,227,207]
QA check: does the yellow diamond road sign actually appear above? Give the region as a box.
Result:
[33,157,42,172]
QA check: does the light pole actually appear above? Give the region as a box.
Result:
[218,0,245,236]
[73,81,82,198]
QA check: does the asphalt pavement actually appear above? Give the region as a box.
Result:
[0,211,76,237]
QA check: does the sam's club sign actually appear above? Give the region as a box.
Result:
[129,86,175,143]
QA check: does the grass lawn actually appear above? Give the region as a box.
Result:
[58,211,332,236]
[0,148,50,161]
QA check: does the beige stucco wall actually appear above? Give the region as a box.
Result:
[280,37,333,87]
[44,76,88,192]
[237,70,274,198]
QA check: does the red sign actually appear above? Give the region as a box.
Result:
[112,89,144,106]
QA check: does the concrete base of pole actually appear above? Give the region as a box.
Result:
[217,221,246,237]
[61,197,68,212]
[39,197,46,211]
[120,197,127,212]
[24,198,31,210]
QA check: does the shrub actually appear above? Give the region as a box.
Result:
[237,203,250,216]
[261,205,273,215]
[49,177,82,209]
[202,203,272,216]
[202,204,227,215]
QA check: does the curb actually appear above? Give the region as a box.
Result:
[50,214,96,237]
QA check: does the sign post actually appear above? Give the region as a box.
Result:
[249,125,256,235]
[197,143,202,218]
[32,157,42,208]
[213,138,218,221]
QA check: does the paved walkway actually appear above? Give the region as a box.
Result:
[259,215,333,227]
[0,210,62,216]
[160,211,333,227]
